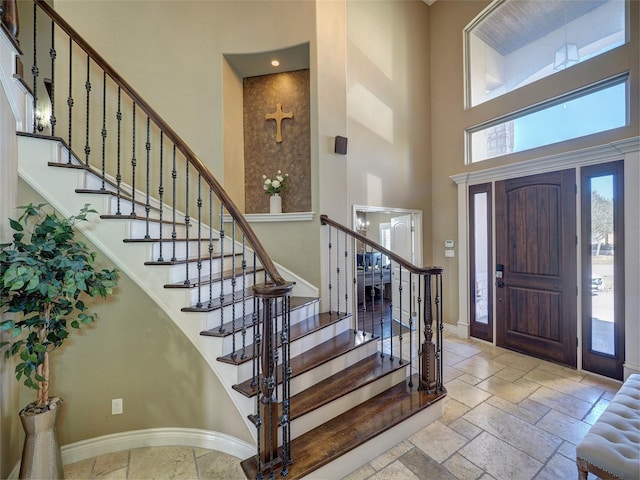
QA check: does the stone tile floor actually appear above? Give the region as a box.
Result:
[64,333,622,479]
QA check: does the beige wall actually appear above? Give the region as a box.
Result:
[429,0,640,326]
[0,78,21,480]
[345,1,432,263]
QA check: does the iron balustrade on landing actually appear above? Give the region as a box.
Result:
[20,1,292,475]
[320,214,444,394]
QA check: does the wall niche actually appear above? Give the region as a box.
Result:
[243,69,311,214]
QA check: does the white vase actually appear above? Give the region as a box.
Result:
[269,194,282,214]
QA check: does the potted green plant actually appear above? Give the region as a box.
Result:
[0,203,119,479]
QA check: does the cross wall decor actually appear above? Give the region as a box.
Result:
[265,103,293,143]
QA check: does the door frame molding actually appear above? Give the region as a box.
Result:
[450,136,640,377]
[352,205,423,267]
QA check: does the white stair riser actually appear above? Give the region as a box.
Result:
[290,366,408,439]
[186,277,257,306]
[235,333,377,388]
[219,305,338,354]
[288,317,351,359]
[169,256,259,285]
[128,219,193,239]
[290,340,379,396]
[151,240,219,263]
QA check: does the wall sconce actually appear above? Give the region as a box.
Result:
[35,108,45,132]
[34,106,50,133]
[553,43,579,70]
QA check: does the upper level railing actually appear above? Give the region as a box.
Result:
[320,214,444,394]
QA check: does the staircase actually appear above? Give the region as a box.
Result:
[4,3,446,478]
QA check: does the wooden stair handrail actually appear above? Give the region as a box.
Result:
[320,214,443,276]
[35,0,286,286]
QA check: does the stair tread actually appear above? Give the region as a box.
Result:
[164,265,265,289]
[145,252,243,266]
[219,310,350,367]
[200,297,319,337]
[232,329,374,398]
[100,213,184,225]
[288,353,408,420]
[123,237,215,243]
[240,374,446,479]
[247,353,408,417]
[181,287,255,312]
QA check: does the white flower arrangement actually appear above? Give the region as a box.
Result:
[262,170,289,195]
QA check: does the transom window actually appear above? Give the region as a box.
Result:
[467,74,628,163]
[465,0,627,108]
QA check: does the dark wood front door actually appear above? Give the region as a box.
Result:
[495,170,577,367]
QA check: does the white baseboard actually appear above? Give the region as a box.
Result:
[624,361,640,379]
[443,320,468,339]
[8,428,255,479]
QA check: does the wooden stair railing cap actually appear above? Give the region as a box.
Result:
[320,214,443,276]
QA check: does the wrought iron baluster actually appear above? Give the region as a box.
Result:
[31,2,38,134]
[100,71,107,188]
[67,36,73,163]
[157,131,164,261]
[230,220,238,358]
[130,103,137,215]
[208,189,214,308]
[344,231,349,315]
[183,162,190,286]
[241,235,248,359]
[84,55,91,166]
[254,293,263,477]
[280,295,292,475]
[144,116,151,237]
[218,203,225,331]
[171,145,177,262]
[353,235,358,334]
[328,225,332,313]
[196,174,202,308]
[251,250,258,386]
[115,87,122,215]
[335,228,340,314]
[379,255,385,356]
[49,19,56,135]
[369,246,375,337]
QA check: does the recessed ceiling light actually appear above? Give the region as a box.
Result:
[271,60,280,67]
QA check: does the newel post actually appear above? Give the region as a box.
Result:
[421,274,437,392]
[1,0,19,38]
[253,282,293,478]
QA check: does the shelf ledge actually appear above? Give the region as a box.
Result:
[222,212,315,223]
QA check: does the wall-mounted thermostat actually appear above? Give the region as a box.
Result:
[444,239,455,248]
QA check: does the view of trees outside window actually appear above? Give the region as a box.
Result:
[590,175,615,355]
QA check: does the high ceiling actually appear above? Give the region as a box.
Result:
[473,0,606,55]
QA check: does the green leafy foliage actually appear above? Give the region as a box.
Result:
[0,204,119,404]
